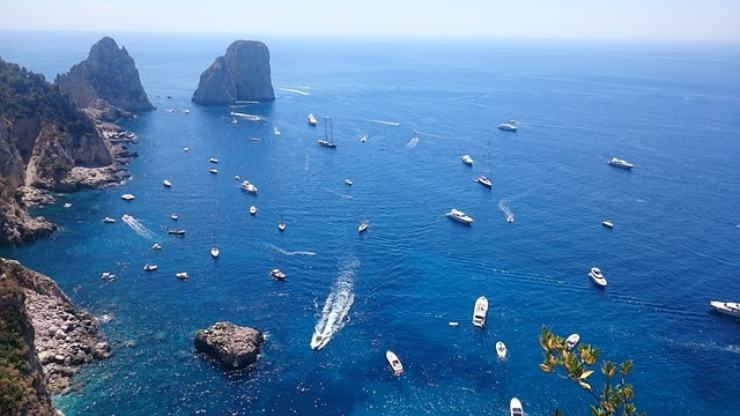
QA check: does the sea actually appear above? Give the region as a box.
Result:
[1,32,739,415]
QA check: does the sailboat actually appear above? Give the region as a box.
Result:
[210,235,220,259]
[278,211,286,232]
[477,134,493,189]
[317,117,337,148]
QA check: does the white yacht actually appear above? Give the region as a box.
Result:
[103,217,116,224]
[170,213,179,221]
[476,176,493,188]
[143,264,158,272]
[461,154,474,166]
[273,127,281,136]
[608,157,634,170]
[209,157,219,164]
[307,113,318,126]
[209,168,218,174]
[183,147,190,152]
[602,219,614,229]
[175,272,189,280]
[472,296,489,328]
[241,180,258,194]
[566,333,580,350]
[496,341,508,359]
[589,267,607,287]
[100,272,116,282]
[163,179,172,188]
[358,220,369,234]
[271,268,286,280]
[168,229,186,236]
[318,116,337,148]
[151,242,162,250]
[498,120,518,131]
[510,398,524,416]
[120,193,135,201]
[344,178,353,186]
[447,209,474,225]
[249,205,257,216]
[709,301,740,318]
[386,351,404,375]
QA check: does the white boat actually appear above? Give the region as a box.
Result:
[344,178,353,186]
[472,296,489,328]
[358,220,369,234]
[211,246,220,259]
[496,341,508,359]
[249,205,257,215]
[175,272,189,280]
[241,180,258,194]
[100,272,116,282]
[566,333,580,350]
[386,351,404,375]
[163,179,172,188]
[461,154,474,166]
[318,117,337,148]
[168,229,186,236]
[271,268,286,280]
[498,120,518,131]
[209,157,219,164]
[184,109,190,114]
[709,301,740,318]
[234,175,241,181]
[151,242,162,250]
[120,193,135,201]
[447,209,474,225]
[143,264,158,272]
[232,119,237,124]
[476,176,493,188]
[448,321,459,327]
[307,113,318,125]
[183,147,190,152]
[170,213,178,221]
[63,202,72,208]
[278,222,286,232]
[602,220,614,229]
[250,137,261,142]
[310,333,324,350]
[608,157,635,170]
[103,217,116,224]
[209,168,218,174]
[360,134,368,143]
[510,397,524,416]
[589,267,608,287]
[273,127,281,136]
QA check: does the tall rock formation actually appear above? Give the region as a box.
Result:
[192,40,275,105]
[56,36,153,112]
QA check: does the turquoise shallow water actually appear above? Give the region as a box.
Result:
[1,33,740,415]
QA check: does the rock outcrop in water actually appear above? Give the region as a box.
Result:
[55,36,153,112]
[194,321,264,369]
[192,40,275,105]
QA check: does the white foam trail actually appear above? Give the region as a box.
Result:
[229,111,262,121]
[305,155,310,171]
[366,119,402,126]
[311,259,358,350]
[234,100,259,104]
[268,244,317,256]
[498,200,515,223]
[406,136,420,149]
[278,87,311,96]
[121,214,155,240]
[322,187,353,200]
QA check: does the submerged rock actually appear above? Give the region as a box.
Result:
[192,40,275,105]
[194,321,264,369]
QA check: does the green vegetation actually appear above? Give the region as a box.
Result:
[539,326,646,416]
[0,272,34,414]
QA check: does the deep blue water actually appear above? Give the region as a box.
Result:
[1,32,740,415]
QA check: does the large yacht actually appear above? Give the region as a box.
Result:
[709,301,740,318]
[461,154,474,166]
[447,209,474,225]
[472,296,489,328]
[318,117,337,148]
[241,180,258,194]
[498,120,518,131]
[120,193,135,201]
[588,267,608,287]
[608,157,635,170]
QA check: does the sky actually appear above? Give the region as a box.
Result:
[1,0,740,42]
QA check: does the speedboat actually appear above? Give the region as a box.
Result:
[498,120,518,131]
[608,157,634,170]
[175,272,189,281]
[386,351,404,375]
[476,176,493,188]
[566,333,580,350]
[273,127,281,136]
[317,139,336,148]
[241,180,258,194]
[103,217,116,224]
[163,179,172,188]
[271,268,286,280]
[63,202,72,208]
[307,113,318,125]
[170,213,179,221]
[461,154,474,166]
[344,178,353,186]
[168,229,186,236]
[151,242,162,250]
[120,193,135,201]
[589,267,608,287]
[209,157,219,164]
[709,301,740,318]
[496,341,508,359]
[472,296,489,328]
[249,205,257,215]
[602,220,614,229]
[510,397,524,416]
[310,333,324,350]
[209,168,218,174]
[447,209,474,225]
[143,264,158,272]
[358,220,369,234]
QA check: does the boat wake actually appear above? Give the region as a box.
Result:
[268,244,317,256]
[498,200,515,223]
[406,136,420,149]
[366,119,402,126]
[121,214,155,240]
[322,187,352,200]
[278,87,310,96]
[229,111,263,121]
[311,259,358,350]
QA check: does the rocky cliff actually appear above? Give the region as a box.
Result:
[55,36,153,112]
[192,40,275,105]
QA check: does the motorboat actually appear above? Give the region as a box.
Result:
[209,157,219,164]
[472,296,489,328]
[63,202,72,208]
[510,397,524,416]
[307,113,318,125]
[170,213,178,221]
[175,272,189,281]
[241,180,258,194]
[184,109,190,114]
[461,154,474,166]
[589,267,608,287]
[273,127,281,136]
[249,205,257,215]
[163,179,172,188]
[476,176,493,188]
[496,341,508,359]
[100,272,116,282]
[234,175,241,181]
[602,220,614,229]
[498,120,518,131]
[360,134,368,143]
[447,209,474,225]
[210,246,220,259]
[271,268,286,280]
[310,333,324,350]
[143,264,158,272]
[103,217,116,224]
[566,333,580,350]
[344,178,353,186]
[232,119,237,124]
[358,220,369,234]
[709,301,740,318]
[168,229,186,236]
[151,243,162,250]
[183,147,190,152]
[608,157,634,170]
[386,351,404,375]
[209,168,218,174]
[120,193,135,201]
[250,137,262,142]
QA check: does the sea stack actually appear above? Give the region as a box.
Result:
[56,36,154,112]
[192,40,275,105]
[194,321,264,369]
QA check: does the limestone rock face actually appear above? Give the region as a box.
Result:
[56,36,153,112]
[192,40,275,105]
[194,321,264,369]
